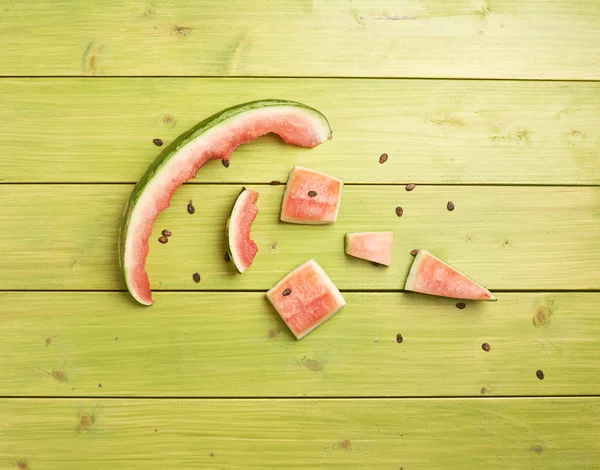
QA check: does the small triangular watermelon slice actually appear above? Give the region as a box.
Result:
[280,166,343,224]
[226,187,259,273]
[266,259,346,339]
[405,250,496,301]
[345,231,393,266]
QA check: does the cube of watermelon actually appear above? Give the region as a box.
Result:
[280,166,343,224]
[266,259,346,339]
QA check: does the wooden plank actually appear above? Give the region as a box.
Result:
[1,79,599,185]
[0,184,599,291]
[1,292,598,397]
[1,1,599,79]
[1,398,598,469]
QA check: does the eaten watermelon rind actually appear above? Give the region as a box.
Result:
[226,186,259,274]
[405,250,497,301]
[119,100,332,305]
[266,259,346,339]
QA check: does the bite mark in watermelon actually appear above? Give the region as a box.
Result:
[119,100,332,305]
[405,250,496,301]
[266,259,346,339]
[345,231,393,266]
[280,166,343,224]
[226,187,259,274]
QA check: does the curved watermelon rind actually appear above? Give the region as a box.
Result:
[119,99,333,305]
[226,186,259,274]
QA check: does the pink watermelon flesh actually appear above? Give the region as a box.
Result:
[345,231,393,266]
[227,188,259,273]
[266,259,346,339]
[121,102,332,305]
[280,166,343,224]
[405,250,496,301]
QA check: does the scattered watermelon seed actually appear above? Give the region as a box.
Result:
[224,252,231,262]
[193,272,201,283]
[536,369,544,380]
[379,153,388,164]
[270,180,281,186]
[482,343,491,352]
[282,288,292,296]
[406,183,416,191]
[410,249,419,256]
[456,302,466,309]
[308,190,317,197]
[152,138,163,146]
[222,159,230,168]
[371,261,380,266]
[447,201,455,211]
[396,333,403,343]
[158,236,168,244]
[187,200,195,214]
[395,206,403,217]
[162,229,172,237]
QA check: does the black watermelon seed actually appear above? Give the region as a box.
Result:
[152,138,163,146]
[395,206,403,217]
[187,200,195,214]
[410,249,419,256]
[308,190,317,197]
[405,183,416,191]
[482,343,491,352]
[224,252,231,262]
[270,180,281,186]
[379,153,388,164]
[158,236,168,244]
[456,302,466,309]
[193,272,201,283]
[447,201,455,211]
[536,369,544,380]
[222,159,230,168]
[371,261,380,267]
[396,333,403,343]
[282,288,292,296]
[162,229,172,237]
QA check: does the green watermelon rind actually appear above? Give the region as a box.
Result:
[225,186,257,274]
[118,99,332,305]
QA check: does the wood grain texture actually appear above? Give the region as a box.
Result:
[0,184,599,291]
[1,292,598,397]
[1,79,599,184]
[1,1,599,79]
[1,398,599,469]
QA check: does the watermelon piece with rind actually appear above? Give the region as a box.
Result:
[405,250,496,301]
[226,187,259,274]
[266,259,346,339]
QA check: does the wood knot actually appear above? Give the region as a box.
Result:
[528,444,543,454]
[16,460,29,470]
[173,25,193,37]
[304,359,322,372]
[340,439,351,449]
[144,4,156,16]
[79,413,93,430]
[161,114,176,127]
[533,306,551,327]
[45,337,52,346]
[52,370,67,382]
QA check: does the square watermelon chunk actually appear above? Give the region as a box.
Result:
[266,259,346,339]
[280,166,343,224]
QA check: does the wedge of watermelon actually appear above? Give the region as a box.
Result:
[226,187,259,274]
[119,100,332,305]
[280,166,343,224]
[405,250,496,301]
[266,259,346,339]
[345,231,393,266]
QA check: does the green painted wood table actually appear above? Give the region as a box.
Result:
[1,1,599,468]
